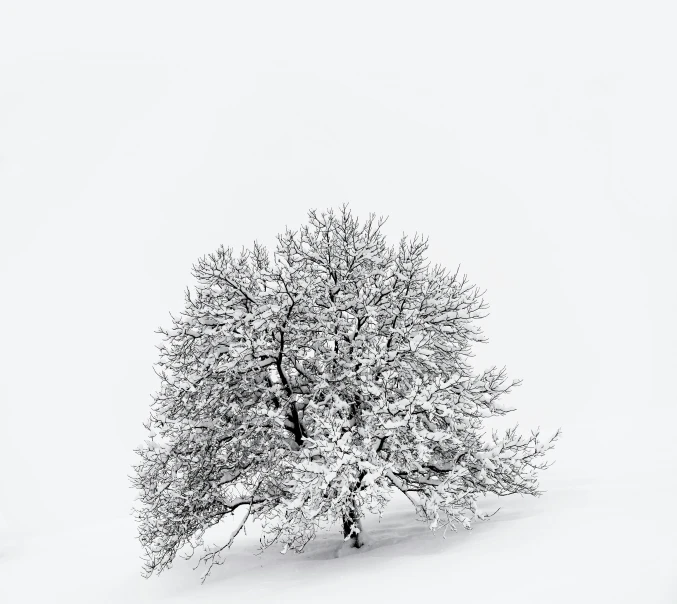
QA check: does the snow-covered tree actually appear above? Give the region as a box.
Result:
[132,205,559,579]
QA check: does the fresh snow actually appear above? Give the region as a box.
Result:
[1,467,675,603]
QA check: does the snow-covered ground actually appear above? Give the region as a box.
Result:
[2,465,675,603]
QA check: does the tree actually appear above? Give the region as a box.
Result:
[131,205,559,580]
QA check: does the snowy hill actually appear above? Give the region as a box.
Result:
[2,468,675,603]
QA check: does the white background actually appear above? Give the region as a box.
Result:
[1,2,675,601]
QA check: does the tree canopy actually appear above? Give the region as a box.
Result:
[132,205,559,579]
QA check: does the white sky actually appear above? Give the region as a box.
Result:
[1,1,675,533]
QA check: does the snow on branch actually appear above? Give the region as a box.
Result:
[131,205,560,578]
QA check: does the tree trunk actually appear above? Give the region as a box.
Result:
[342,504,364,548]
